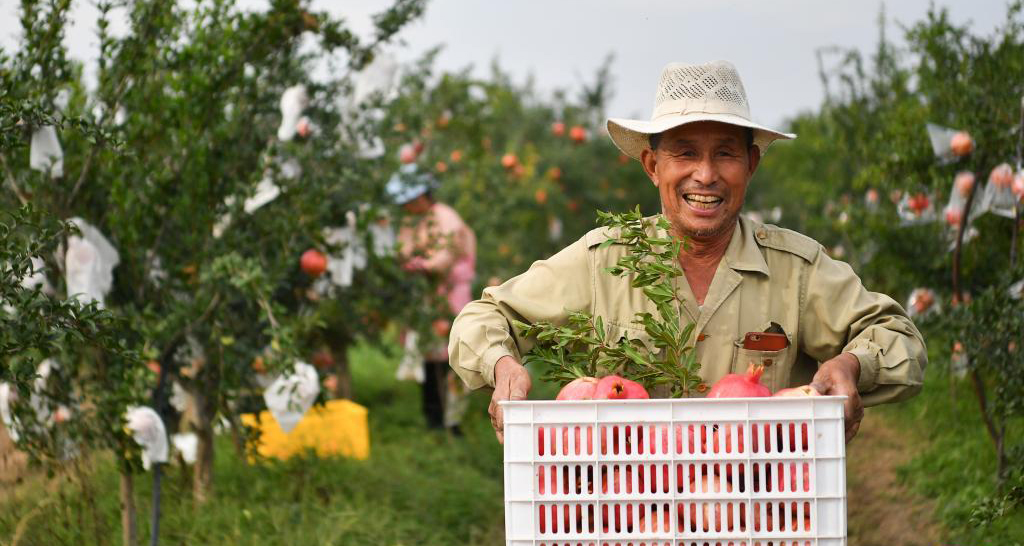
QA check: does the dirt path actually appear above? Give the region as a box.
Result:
[846,408,943,546]
[0,422,28,485]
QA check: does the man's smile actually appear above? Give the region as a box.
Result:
[682,192,725,211]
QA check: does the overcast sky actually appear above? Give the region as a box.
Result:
[1,0,1009,128]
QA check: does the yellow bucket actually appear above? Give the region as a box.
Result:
[241,399,370,461]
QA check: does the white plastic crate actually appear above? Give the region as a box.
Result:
[501,397,847,546]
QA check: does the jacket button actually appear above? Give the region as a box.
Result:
[763,358,774,367]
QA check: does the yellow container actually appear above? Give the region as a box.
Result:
[241,399,370,461]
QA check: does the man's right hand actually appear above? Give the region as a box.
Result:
[489,356,531,443]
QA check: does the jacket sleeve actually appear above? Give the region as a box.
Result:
[448,237,593,389]
[798,247,927,406]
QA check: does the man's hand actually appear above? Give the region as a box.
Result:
[810,353,863,443]
[489,356,531,443]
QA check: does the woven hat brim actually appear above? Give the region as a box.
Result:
[607,113,796,161]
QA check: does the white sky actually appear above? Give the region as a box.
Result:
[0,0,1008,128]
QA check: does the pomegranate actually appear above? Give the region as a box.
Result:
[710,424,745,454]
[593,375,649,399]
[569,125,587,143]
[311,349,334,369]
[908,193,930,214]
[682,478,725,532]
[990,163,1014,189]
[534,189,548,205]
[501,153,518,169]
[945,206,963,228]
[1012,171,1024,199]
[706,364,771,398]
[865,188,879,204]
[773,385,821,397]
[954,171,975,197]
[546,166,562,181]
[449,149,463,163]
[398,143,417,164]
[145,360,161,375]
[296,117,311,138]
[556,376,598,400]
[431,319,451,338]
[434,161,448,173]
[300,249,328,277]
[950,131,973,157]
[551,121,566,137]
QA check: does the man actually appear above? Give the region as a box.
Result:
[388,165,477,434]
[448,60,926,443]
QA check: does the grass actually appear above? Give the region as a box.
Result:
[0,342,510,546]
[7,334,1021,545]
[877,338,1024,544]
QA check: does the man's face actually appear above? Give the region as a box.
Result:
[640,121,760,240]
[401,194,432,214]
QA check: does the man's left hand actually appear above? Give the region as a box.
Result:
[810,353,863,443]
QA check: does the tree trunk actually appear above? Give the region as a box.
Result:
[120,471,137,546]
[333,346,353,400]
[193,417,215,503]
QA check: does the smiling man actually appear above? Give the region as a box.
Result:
[448,61,926,443]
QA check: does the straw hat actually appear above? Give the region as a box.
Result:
[607,61,795,160]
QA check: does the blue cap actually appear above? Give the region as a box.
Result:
[385,164,437,205]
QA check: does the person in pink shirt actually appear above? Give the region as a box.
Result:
[387,165,477,434]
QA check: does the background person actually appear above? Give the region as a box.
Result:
[387,165,477,435]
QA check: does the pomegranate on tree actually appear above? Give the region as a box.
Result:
[706,364,771,398]
[950,130,973,157]
[501,153,518,169]
[300,249,328,277]
[907,193,930,214]
[569,125,587,143]
[945,206,964,228]
[551,121,566,137]
[990,163,1014,189]
[954,171,975,197]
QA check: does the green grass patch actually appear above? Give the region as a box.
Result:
[879,341,1024,543]
[1,343,510,545]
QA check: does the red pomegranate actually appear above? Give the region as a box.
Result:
[593,375,649,399]
[990,163,1014,189]
[556,376,598,400]
[950,131,973,157]
[300,249,328,277]
[706,365,771,398]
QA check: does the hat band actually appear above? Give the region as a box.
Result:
[651,99,751,123]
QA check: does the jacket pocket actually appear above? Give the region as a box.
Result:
[732,344,791,392]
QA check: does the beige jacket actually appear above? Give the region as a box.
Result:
[448,215,926,407]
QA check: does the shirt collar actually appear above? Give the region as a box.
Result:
[723,215,770,277]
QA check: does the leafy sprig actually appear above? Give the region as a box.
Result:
[516,207,704,397]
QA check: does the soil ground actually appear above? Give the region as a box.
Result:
[0,423,27,486]
[846,408,943,546]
